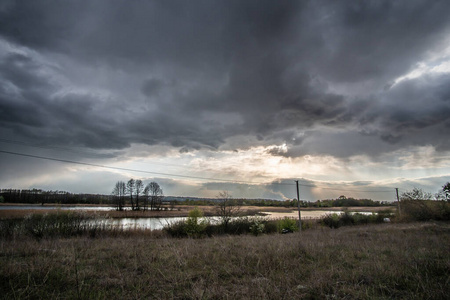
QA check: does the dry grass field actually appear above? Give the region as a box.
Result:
[1,221,448,299]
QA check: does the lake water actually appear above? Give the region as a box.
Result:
[0,205,375,231]
[106,211,375,231]
[110,217,188,230]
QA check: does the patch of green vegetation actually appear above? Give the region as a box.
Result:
[164,215,280,237]
[277,216,299,233]
[185,207,208,237]
[249,217,266,236]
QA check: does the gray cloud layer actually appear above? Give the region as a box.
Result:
[1,0,450,159]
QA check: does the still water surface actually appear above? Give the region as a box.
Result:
[0,206,374,230]
[108,210,374,230]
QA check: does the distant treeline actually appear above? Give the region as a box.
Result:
[171,196,392,207]
[0,189,110,205]
[0,189,392,207]
[316,197,393,207]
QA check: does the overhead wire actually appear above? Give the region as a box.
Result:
[0,137,113,158]
[0,149,263,184]
[0,138,231,170]
[0,141,396,193]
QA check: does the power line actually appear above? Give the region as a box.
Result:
[0,138,112,158]
[0,149,271,184]
[0,137,231,170]
[0,149,394,193]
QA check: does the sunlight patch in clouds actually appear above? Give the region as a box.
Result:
[393,43,450,86]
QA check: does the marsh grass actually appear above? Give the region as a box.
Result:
[320,210,394,229]
[1,222,448,299]
[164,216,287,237]
[0,210,161,239]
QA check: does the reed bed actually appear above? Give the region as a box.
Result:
[0,211,144,239]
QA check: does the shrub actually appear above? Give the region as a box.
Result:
[340,211,355,226]
[321,211,392,229]
[163,216,275,237]
[163,208,209,238]
[185,207,208,237]
[163,220,189,238]
[225,217,254,235]
[277,217,299,233]
[263,220,278,234]
[249,217,265,236]
[400,200,450,221]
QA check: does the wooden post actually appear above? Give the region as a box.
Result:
[296,180,302,231]
[395,188,401,216]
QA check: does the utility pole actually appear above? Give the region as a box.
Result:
[395,188,401,216]
[295,180,302,231]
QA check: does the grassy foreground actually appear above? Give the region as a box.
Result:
[1,222,449,299]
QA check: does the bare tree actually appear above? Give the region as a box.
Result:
[215,191,241,230]
[400,187,433,201]
[436,182,450,201]
[143,184,149,211]
[444,182,450,199]
[135,179,144,210]
[145,182,163,211]
[112,181,126,211]
[442,182,450,201]
[126,179,136,210]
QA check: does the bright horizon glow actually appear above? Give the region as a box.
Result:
[1,142,448,202]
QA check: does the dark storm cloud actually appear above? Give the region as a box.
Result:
[0,51,125,150]
[306,1,450,83]
[1,0,450,159]
[369,74,450,151]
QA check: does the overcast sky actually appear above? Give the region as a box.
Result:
[1,0,449,201]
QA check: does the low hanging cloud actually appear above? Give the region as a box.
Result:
[0,0,449,162]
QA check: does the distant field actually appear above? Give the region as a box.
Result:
[1,221,448,299]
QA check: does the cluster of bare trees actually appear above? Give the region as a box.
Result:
[112,179,163,211]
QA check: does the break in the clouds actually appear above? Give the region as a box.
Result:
[0,0,449,200]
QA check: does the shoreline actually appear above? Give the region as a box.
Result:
[0,204,395,219]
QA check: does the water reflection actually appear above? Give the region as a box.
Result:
[1,206,376,231]
[110,217,186,230]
